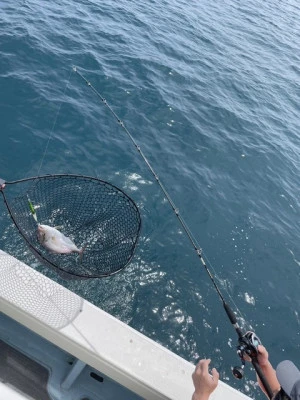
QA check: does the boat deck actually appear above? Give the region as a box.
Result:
[0,250,253,400]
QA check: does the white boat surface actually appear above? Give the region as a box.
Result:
[0,250,252,400]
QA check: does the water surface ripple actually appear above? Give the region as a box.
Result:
[0,1,299,398]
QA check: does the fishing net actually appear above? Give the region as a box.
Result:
[0,174,141,278]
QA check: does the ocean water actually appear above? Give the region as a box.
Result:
[0,0,299,398]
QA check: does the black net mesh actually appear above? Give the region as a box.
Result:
[2,175,141,278]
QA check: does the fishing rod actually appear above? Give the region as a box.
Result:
[73,66,274,399]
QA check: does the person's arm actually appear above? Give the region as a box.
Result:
[254,345,281,397]
[192,359,219,400]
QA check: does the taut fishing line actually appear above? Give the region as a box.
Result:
[36,67,74,177]
[73,66,274,399]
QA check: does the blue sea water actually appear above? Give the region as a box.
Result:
[0,0,299,398]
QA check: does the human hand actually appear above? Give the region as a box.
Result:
[243,344,280,396]
[243,345,269,366]
[256,345,270,366]
[192,359,219,400]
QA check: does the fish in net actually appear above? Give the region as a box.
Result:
[0,174,141,278]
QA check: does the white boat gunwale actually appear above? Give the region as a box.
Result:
[0,250,252,400]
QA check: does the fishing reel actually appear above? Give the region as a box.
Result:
[232,331,261,379]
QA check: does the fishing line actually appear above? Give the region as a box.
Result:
[25,68,74,225]
[73,66,273,399]
[36,68,74,176]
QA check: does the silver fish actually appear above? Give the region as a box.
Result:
[37,224,84,255]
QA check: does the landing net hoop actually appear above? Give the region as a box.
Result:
[0,174,141,279]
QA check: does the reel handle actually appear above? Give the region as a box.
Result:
[233,363,245,379]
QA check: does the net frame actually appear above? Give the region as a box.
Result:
[0,174,141,279]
